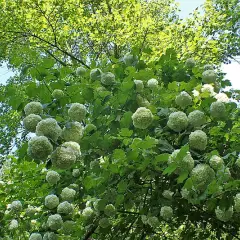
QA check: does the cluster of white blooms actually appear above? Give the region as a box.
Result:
[9,219,18,230]
[132,107,153,129]
[45,195,59,210]
[76,66,86,76]
[36,118,62,142]
[28,136,53,161]
[168,150,194,173]
[29,233,42,240]
[82,207,94,218]
[62,141,81,159]
[134,80,144,92]
[62,122,84,142]
[101,72,115,85]
[234,193,240,212]
[185,58,196,68]
[57,201,73,215]
[90,68,102,81]
[147,216,159,228]
[51,146,76,169]
[10,200,22,212]
[181,188,190,199]
[23,114,42,132]
[147,78,158,89]
[47,214,63,230]
[201,84,216,96]
[43,232,57,240]
[215,92,229,103]
[210,101,226,120]
[60,187,76,202]
[189,130,207,151]
[209,155,224,170]
[204,64,214,70]
[215,206,233,222]
[26,206,37,217]
[46,171,60,185]
[175,91,192,109]
[188,110,206,128]
[68,103,87,122]
[202,70,216,83]
[123,53,137,66]
[72,169,80,178]
[136,95,150,107]
[104,204,116,217]
[162,190,174,200]
[216,167,231,183]
[192,90,200,98]
[24,102,43,116]
[167,111,188,132]
[190,164,215,191]
[160,206,173,220]
[52,89,64,100]
[62,220,76,234]
[99,217,111,228]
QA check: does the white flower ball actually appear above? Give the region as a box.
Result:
[104,204,116,217]
[185,58,196,68]
[181,188,190,199]
[134,80,144,92]
[175,91,192,108]
[160,206,173,220]
[204,64,214,70]
[209,155,224,170]
[62,220,76,234]
[62,122,84,142]
[24,102,43,116]
[189,130,207,151]
[99,217,111,228]
[43,232,57,240]
[192,90,200,98]
[72,169,80,178]
[11,200,22,212]
[234,193,240,213]
[9,219,18,230]
[68,103,87,122]
[46,171,60,185]
[45,195,59,210]
[148,216,159,228]
[60,187,76,202]
[51,146,76,169]
[57,201,73,215]
[123,53,137,66]
[162,190,174,200]
[167,111,188,132]
[132,107,153,129]
[190,164,215,191]
[52,89,64,100]
[47,214,63,231]
[29,233,42,240]
[62,141,81,159]
[215,206,233,222]
[36,118,62,142]
[90,68,102,81]
[147,78,158,89]
[76,66,86,76]
[210,101,226,120]
[215,93,229,103]
[28,136,53,161]
[101,72,115,85]
[82,207,94,218]
[216,167,231,183]
[26,206,37,217]
[23,114,42,132]
[202,70,216,83]
[188,110,206,128]
[201,84,216,97]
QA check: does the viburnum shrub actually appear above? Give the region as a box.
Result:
[0,50,239,240]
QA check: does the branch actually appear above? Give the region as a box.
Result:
[82,225,98,240]
[45,49,67,66]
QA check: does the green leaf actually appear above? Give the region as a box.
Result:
[154,153,170,164]
[119,128,133,137]
[177,171,189,184]
[163,163,177,175]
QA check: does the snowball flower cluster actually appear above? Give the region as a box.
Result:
[132,107,153,129]
[160,206,173,220]
[99,217,111,228]
[209,155,224,170]
[162,190,174,200]
[72,168,80,178]
[204,64,214,70]
[76,66,86,76]
[202,70,216,83]
[62,220,76,234]
[175,91,192,109]
[24,102,43,116]
[104,204,116,217]
[167,111,188,132]
[10,200,22,212]
[60,187,76,202]
[181,188,190,199]
[26,206,37,217]
[147,78,158,89]
[134,80,144,92]
[52,89,64,100]
[148,216,159,228]
[189,130,207,151]
[9,219,18,230]
[190,164,215,191]
[185,58,196,68]
[51,146,76,169]
[210,101,226,120]
[43,232,57,240]
[90,68,102,81]
[36,118,62,142]
[101,72,115,85]
[82,207,94,218]
[46,170,60,185]
[45,195,59,209]
[62,141,81,159]
[215,206,233,222]
[234,193,240,212]
[201,84,216,96]
[188,110,206,128]
[192,90,200,98]
[23,114,42,132]
[29,233,42,240]
[216,167,231,183]
[62,121,84,142]
[57,201,73,215]
[47,214,63,230]
[68,103,87,122]
[215,93,229,103]
[123,53,137,66]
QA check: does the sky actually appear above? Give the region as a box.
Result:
[0,0,239,89]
